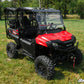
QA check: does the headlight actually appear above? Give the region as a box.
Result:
[52,43,58,47]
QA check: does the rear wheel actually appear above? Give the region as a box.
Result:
[34,55,55,80]
[6,42,18,59]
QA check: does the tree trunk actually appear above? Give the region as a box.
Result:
[0,11,1,20]
[64,4,67,19]
[80,15,84,19]
[64,12,66,19]
[0,16,1,20]
[0,7,1,20]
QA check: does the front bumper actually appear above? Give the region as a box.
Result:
[55,45,76,52]
[47,36,78,53]
[54,42,78,53]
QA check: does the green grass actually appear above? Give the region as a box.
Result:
[0,19,84,84]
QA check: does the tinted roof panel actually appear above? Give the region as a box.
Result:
[4,7,16,12]
[16,7,60,13]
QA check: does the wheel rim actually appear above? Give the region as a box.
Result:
[7,46,14,57]
[7,46,12,53]
[37,63,47,76]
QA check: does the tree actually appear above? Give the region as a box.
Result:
[77,2,84,19]
[59,0,71,18]
[11,0,20,8]
[40,0,72,18]
[0,0,83,19]
[18,0,27,7]
[68,0,77,14]
[0,0,2,20]
[2,0,11,18]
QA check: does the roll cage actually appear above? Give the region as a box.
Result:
[4,7,66,38]
[4,8,16,37]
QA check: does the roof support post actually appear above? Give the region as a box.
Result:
[39,0,41,8]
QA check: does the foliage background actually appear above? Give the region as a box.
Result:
[0,0,84,19]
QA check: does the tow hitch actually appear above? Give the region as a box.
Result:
[72,42,79,67]
[73,57,76,67]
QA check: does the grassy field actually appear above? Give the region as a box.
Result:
[0,19,84,84]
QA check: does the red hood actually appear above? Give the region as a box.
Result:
[35,31,72,47]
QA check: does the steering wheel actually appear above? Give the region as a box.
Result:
[49,23,57,29]
[30,18,38,27]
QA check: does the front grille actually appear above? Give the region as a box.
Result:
[51,35,76,52]
[59,43,74,49]
[57,43,76,52]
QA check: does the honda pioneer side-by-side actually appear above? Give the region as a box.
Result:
[4,7,83,80]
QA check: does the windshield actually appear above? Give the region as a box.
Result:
[36,12,64,30]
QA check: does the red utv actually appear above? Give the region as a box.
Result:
[4,7,83,80]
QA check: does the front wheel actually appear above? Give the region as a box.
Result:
[75,49,83,65]
[70,49,83,65]
[34,56,55,80]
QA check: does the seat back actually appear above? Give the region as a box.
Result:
[22,16,30,28]
[21,16,37,38]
